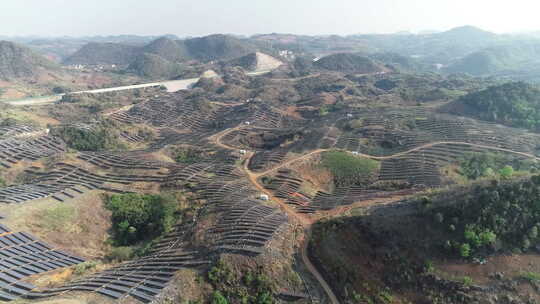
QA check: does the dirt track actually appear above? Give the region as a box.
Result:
[212,122,540,304]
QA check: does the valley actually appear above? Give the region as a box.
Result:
[2,22,540,304]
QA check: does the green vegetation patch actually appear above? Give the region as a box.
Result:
[520,271,540,282]
[172,146,205,164]
[38,204,77,232]
[321,150,380,187]
[425,175,540,258]
[104,193,179,246]
[458,82,540,130]
[459,151,536,180]
[51,121,126,151]
[206,259,276,304]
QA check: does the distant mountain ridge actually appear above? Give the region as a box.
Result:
[445,42,540,75]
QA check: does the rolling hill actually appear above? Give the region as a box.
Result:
[183,34,258,61]
[0,40,58,80]
[445,43,540,75]
[63,42,140,65]
[64,34,261,66]
[141,37,189,62]
[224,52,283,72]
[127,52,185,78]
[313,53,384,74]
[445,81,540,130]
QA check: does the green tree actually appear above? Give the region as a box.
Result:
[460,152,497,180]
[479,230,497,245]
[105,193,178,245]
[529,226,539,239]
[499,165,514,179]
[460,243,471,258]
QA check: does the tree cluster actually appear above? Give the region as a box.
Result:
[427,175,540,257]
[105,193,178,246]
[459,82,540,130]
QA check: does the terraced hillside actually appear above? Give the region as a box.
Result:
[0,65,539,304]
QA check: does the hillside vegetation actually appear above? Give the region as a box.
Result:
[0,41,57,79]
[50,122,126,151]
[454,81,540,130]
[321,151,380,187]
[105,193,179,246]
[65,35,259,66]
[314,53,383,74]
[424,176,540,258]
[63,42,140,65]
[184,34,257,61]
[310,176,540,303]
[128,52,185,78]
[446,43,540,75]
[142,37,189,62]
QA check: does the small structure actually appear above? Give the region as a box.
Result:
[347,113,353,118]
[258,194,269,201]
[239,149,247,155]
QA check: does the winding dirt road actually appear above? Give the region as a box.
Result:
[252,141,540,179]
[212,122,540,304]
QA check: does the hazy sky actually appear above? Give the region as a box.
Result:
[2,0,540,37]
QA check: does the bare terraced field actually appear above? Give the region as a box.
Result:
[0,82,538,303]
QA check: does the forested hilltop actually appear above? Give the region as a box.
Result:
[448,81,540,130]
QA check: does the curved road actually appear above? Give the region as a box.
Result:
[3,69,272,107]
[212,123,540,304]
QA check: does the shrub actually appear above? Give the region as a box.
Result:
[106,246,134,262]
[211,291,228,304]
[73,261,98,275]
[499,165,514,179]
[461,276,473,286]
[173,147,204,164]
[459,243,471,258]
[521,271,540,282]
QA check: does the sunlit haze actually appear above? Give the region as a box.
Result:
[3,0,540,37]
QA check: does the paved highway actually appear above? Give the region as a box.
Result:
[3,77,201,106]
[3,69,270,107]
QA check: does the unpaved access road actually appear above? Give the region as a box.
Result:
[213,122,540,304]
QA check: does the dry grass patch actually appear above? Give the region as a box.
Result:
[0,191,112,259]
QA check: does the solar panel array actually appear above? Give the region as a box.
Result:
[0,224,84,301]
